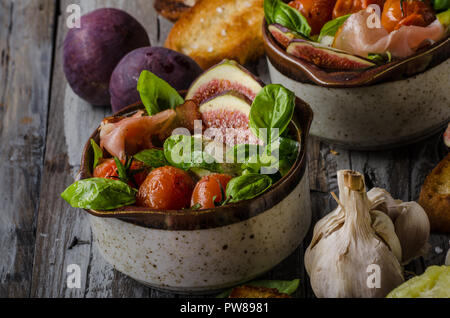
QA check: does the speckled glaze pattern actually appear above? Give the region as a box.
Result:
[89,169,311,293]
[268,58,450,150]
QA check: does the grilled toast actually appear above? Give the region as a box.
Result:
[165,0,265,69]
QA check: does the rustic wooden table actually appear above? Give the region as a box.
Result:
[0,0,448,298]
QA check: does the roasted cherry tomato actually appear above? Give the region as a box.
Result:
[381,0,435,33]
[137,166,194,210]
[289,0,337,35]
[93,158,149,188]
[332,0,385,19]
[191,174,233,209]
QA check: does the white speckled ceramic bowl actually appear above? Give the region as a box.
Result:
[78,100,313,293]
[263,21,450,150]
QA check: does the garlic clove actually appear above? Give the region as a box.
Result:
[367,188,401,221]
[370,210,403,262]
[394,201,430,264]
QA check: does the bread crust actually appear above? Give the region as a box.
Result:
[165,0,265,69]
[419,153,450,233]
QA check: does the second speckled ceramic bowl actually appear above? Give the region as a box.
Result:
[77,99,313,293]
[263,21,450,150]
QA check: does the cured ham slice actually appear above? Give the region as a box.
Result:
[333,10,446,58]
[100,101,204,160]
[100,109,176,160]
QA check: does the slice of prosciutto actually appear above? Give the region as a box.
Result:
[100,109,176,160]
[333,10,446,58]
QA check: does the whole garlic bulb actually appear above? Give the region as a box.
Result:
[305,170,404,298]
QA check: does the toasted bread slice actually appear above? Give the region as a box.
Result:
[165,0,265,69]
[419,153,450,233]
[229,286,291,298]
[154,0,197,22]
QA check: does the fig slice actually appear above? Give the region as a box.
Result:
[199,91,260,146]
[286,39,375,70]
[186,60,264,105]
[268,24,298,48]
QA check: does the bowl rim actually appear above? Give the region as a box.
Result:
[262,19,450,88]
[77,99,313,231]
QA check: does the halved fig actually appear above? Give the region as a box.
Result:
[268,24,297,48]
[286,39,375,70]
[199,91,260,146]
[186,60,264,105]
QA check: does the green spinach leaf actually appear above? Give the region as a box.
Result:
[264,0,311,37]
[226,174,272,203]
[137,70,184,115]
[134,149,168,168]
[61,178,136,210]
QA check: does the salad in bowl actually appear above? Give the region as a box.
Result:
[263,0,450,149]
[61,61,314,292]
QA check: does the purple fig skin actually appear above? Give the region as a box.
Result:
[110,47,203,112]
[269,24,295,48]
[63,8,150,106]
[287,39,375,70]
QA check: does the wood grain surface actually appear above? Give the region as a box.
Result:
[0,0,448,298]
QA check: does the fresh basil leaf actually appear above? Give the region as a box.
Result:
[164,135,221,172]
[318,14,351,43]
[241,153,279,175]
[226,144,262,164]
[137,70,184,115]
[264,0,311,37]
[434,0,450,11]
[191,203,202,211]
[134,149,168,168]
[113,157,129,183]
[226,174,272,203]
[274,137,299,164]
[217,279,300,298]
[90,139,103,170]
[61,178,136,210]
[250,84,295,144]
[437,8,450,27]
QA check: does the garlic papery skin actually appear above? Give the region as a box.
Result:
[370,210,402,263]
[394,202,430,264]
[305,170,404,298]
[367,188,402,221]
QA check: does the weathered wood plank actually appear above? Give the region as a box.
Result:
[0,0,56,298]
[31,0,159,298]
